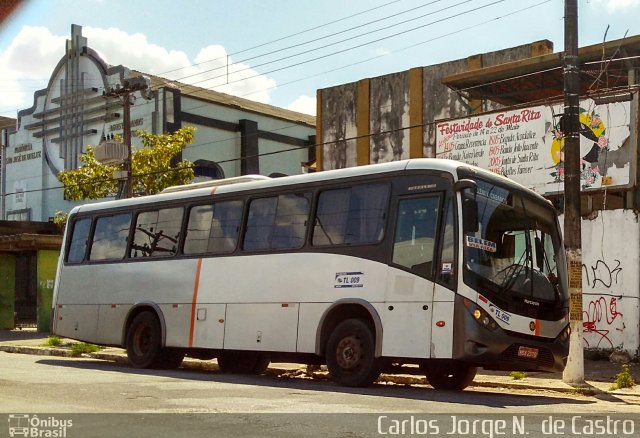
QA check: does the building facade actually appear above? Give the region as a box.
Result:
[0,24,316,223]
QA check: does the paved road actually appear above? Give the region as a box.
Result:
[1,352,638,437]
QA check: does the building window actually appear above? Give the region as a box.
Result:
[193,159,224,181]
[7,209,31,221]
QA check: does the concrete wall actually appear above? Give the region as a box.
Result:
[0,254,15,329]
[317,41,554,170]
[578,210,640,355]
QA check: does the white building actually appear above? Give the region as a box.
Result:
[1,24,315,222]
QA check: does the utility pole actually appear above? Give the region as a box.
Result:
[103,76,150,198]
[562,0,584,384]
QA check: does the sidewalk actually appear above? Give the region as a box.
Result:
[1,329,638,396]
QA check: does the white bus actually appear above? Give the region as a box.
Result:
[52,159,570,390]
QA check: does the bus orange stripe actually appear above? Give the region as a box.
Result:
[188,258,203,347]
[535,319,541,336]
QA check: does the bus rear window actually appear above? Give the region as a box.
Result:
[67,217,91,263]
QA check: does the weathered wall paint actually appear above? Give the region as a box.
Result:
[0,254,16,329]
[36,250,59,332]
[320,83,358,170]
[369,72,410,164]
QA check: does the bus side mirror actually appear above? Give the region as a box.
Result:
[455,179,479,233]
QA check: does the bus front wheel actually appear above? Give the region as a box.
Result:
[126,311,184,369]
[326,318,381,387]
[423,360,477,390]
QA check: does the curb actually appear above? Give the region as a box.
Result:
[1,345,635,397]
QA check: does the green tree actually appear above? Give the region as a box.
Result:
[58,127,196,200]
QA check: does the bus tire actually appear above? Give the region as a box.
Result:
[125,311,163,369]
[217,351,270,374]
[326,318,381,387]
[423,360,477,390]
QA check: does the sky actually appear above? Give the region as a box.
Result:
[1,0,639,119]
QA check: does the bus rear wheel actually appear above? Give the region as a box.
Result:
[126,311,184,369]
[423,360,477,390]
[217,351,270,374]
[326,318,381,387]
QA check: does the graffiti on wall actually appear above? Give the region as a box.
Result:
[582,258,625,349]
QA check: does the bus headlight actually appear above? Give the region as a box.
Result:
[558,324,571,342]
[464,298,498,331]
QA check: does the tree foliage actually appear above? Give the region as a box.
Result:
[58,127,196,200]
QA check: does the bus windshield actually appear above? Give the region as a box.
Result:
[462,178,568,304]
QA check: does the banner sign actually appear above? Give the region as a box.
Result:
[436,97,634,195]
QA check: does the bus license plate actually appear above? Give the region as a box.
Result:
[517,346,539,359]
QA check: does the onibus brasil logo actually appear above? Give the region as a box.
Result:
[8,414,73,437]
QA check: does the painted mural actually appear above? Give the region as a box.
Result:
[435,96,634,195]
[369,72,410,164]
[321,83,357,170]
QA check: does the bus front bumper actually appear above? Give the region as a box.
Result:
[453,297,569,373]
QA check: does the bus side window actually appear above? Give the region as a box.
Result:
[184,200,243,255]
[437,197,456,287]
[392,196,440,279]
[131,207,183,258]
[243,193,310,251]
[313,183,389,246]
[67,217,91,263]
[89,213,131,261]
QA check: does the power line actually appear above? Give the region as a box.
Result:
[160,0,404,76]
[172,0,466,83]
[0,0,537,118]
[1,0,562,161]
[170,0,500,89]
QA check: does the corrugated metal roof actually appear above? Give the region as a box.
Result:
[443,35,640,105]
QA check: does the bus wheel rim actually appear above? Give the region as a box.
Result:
[336,335,363,369]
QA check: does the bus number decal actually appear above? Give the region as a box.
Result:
[334,272,364,288]
[489,303,511,325]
